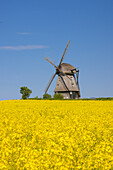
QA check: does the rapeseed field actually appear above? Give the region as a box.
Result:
[0,100,113,169]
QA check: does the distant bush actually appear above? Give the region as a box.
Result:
[53,93,64,100]
[34,96,38,99]
[38,98,42,100]
[28,97,42,100]
[43,94,52,99]
[80,97,113,101]
[96,97,113,100]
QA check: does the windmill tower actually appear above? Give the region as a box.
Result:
[44,40,80,99]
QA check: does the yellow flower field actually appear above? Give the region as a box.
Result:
[0,100,113,169]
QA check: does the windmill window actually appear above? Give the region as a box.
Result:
[72,83,74,86]
[57,84,59,86]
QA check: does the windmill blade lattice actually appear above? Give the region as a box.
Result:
[45,72,56,94]
[59,40,70,65]
[45,57,57,68]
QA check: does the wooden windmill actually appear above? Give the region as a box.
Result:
[44,40,80,99]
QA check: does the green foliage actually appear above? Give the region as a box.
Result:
[34,96,38,99]
[20,86,32,99]
[43,94,51,99]
[80,97,113,100]
[95,97,113,100]
[53,93,64,100]
[27,97,42,100]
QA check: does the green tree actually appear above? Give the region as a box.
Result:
[43,93,51,99]
[53,93,64,100]
[20,86,32,99]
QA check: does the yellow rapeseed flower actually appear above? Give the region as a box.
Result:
[0,100,113,169]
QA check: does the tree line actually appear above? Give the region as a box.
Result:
[20,86,63,100]
[20,86,113,100]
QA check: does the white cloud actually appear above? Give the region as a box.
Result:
[17,32,31,35]
[0,45,49,50]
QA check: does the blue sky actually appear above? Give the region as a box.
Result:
[0,0,113,99]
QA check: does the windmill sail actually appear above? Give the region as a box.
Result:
[45,72,56,94]
[59,40,70,65]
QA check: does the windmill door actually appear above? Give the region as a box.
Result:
[72,92,76,99]
[70,92,76,99]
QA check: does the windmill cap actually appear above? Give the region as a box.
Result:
[59,63,77,74]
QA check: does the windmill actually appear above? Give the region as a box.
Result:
[44,40,80,99]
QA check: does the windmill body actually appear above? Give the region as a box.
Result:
[54,63,80,99]
[44,41,81,99]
